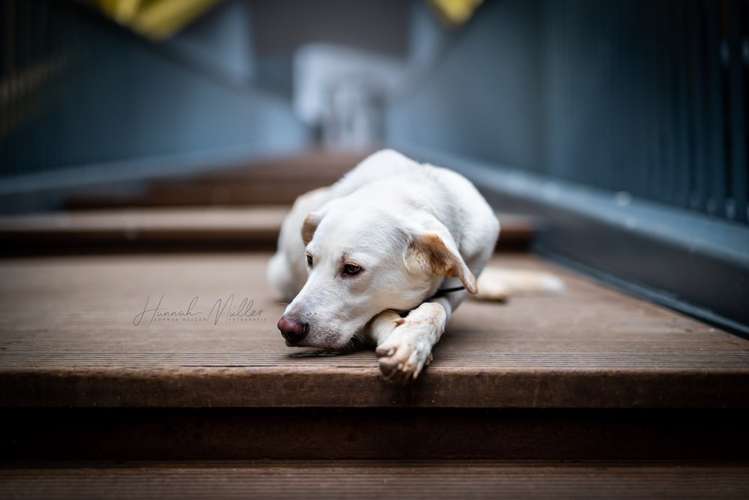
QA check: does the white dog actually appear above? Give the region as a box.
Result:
[268,149,556,383]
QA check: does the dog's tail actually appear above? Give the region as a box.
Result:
[472,266,565,302]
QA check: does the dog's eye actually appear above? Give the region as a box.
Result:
[342,263,363,277]
[306,254,313,267]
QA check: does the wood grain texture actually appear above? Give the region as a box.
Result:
[0,210,532,255]
[0,208,287,254]
[1,461,748,499]
[64,149,369,209]
[0,254,747,408]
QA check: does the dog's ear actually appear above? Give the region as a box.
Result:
[405,225,478,294]
[301,210,323,245]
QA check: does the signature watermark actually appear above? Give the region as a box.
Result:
[133,294,265,326]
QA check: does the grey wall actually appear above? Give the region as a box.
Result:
[249,0,410,58]
[1,1,308,179]
[387,0,749,226]
[249,0,411,99]
[541,0,734,218]
[388,0,544,173]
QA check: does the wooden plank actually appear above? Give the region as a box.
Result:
[64,149,370,209]
[0,208,287,254]
[1,461,748,499]
[0,210,534,254]
[0,253,746,408]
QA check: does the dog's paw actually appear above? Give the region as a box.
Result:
[376,305,444,383]
[377,337,433,384]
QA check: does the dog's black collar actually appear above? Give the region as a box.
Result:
[429,285,466,300]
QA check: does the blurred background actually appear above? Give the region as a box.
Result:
[1,0,748,333]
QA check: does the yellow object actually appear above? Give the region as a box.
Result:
[95,0,221,40]
[430,0,484,25]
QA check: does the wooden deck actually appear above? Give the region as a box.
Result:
[2,461,748,499]
[2,148,748,470]
[64,150,369,209]
[1,252,746,409]
[0,209,533,255]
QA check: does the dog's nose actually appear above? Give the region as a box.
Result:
[277,316,309,345]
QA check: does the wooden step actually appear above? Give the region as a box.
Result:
[1,253,747,461]
[0,209,534,255]
[64,150,370,209]
[1,253,746,409]
[0,208,286,254]
[2,461,748,499]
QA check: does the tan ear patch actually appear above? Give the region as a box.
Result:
[410,233,459,277]
[409,232,478,294]
[301,213,320,245]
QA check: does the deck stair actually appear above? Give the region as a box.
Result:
[1,153,748,498]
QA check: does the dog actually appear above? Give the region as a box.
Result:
[268,149,561,382]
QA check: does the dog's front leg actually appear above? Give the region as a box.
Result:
[367,301,450,383]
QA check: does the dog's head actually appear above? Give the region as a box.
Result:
[277,197,476,349]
